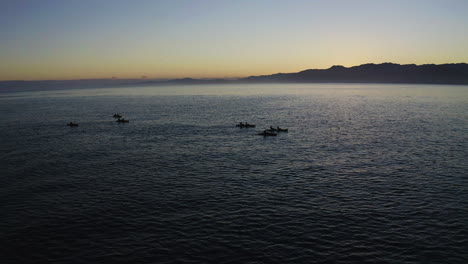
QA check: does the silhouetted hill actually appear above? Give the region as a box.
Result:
[241,63,468,84]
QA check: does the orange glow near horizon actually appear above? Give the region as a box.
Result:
[2,58,467,81]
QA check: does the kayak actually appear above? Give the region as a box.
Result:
[236,124,255,128]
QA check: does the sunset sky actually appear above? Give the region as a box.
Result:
[1,0,467,81]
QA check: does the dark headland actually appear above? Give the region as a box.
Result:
[1,63,467,92]
[241,63,468,85]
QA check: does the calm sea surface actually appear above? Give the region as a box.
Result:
[1,83,467,263]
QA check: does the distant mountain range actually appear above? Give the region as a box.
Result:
[241,63,468,85]
[1,63,467,92]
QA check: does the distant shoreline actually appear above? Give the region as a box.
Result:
[1,62,468,92]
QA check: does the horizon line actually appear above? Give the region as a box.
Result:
[1,62,467,82]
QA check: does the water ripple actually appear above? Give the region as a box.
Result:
[1,85,467,263]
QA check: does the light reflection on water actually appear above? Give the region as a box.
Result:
[2,83,468,99]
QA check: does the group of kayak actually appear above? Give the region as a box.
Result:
[68,119,283,135]
[113,113,130,123]
[67,113,129,127]
[236,122,289,136]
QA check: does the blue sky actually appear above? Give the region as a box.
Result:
[1,0,467,80]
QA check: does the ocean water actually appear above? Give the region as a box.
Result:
[0,83,467,264]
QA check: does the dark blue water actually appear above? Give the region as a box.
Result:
[1,84,467,263]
